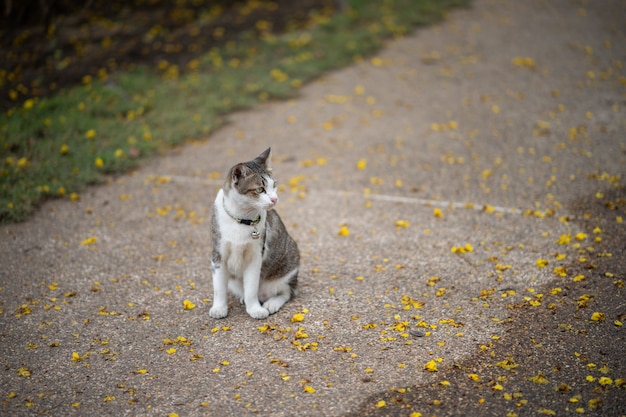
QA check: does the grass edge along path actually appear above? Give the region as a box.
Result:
[0,0,469,224]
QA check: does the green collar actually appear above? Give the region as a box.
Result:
[222,196,261,226]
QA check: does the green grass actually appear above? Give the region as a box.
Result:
[0,0,469,224]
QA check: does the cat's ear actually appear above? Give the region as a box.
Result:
[231,164,250,186]
[254,147,272,172]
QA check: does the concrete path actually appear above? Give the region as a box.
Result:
[1,0,625,416]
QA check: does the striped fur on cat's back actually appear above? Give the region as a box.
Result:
[209,147,299,320]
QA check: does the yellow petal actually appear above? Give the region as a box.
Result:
[338,225,350,236]
[590,312,605,321]
[81,237,97,246]
[291,313,305,323]
[395,220,410,228]
[468,373,481,382]
[424,360,438,372]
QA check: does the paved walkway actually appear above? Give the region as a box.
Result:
[1,0,625,416]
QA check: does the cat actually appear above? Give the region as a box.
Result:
[209,147,300,319]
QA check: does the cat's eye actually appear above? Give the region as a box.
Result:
[255,187,265,194]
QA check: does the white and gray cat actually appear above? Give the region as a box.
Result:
[209,147,300,319]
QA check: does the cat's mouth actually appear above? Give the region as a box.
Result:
[265,196,278,209]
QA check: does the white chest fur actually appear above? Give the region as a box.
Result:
[215,189,266,278]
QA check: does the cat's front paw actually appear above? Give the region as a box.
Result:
[209,305,228,319]
[246,305,269,320]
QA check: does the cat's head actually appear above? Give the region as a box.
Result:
[224,147,278,212]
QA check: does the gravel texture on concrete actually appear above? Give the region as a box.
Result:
[1,0,625,416]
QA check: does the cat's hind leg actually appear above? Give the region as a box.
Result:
[261,267,298,315]
[262,291,291,315]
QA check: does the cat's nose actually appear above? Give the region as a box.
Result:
[270,196,278,204]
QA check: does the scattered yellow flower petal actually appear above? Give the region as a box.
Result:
[356,159,367,170]
[375,400,386,408]
[536,259,549,267]
[395,220,410,228]
[424,360,438,372]
[590,312,605,321]
[512,56,536,68]
[529,373,550,384]
[557,233,571,245]
[303,385,316,393]
[23,98,36,109]
[81,237,97,246]
[85,129,96,139]
[575,232,588,241]
[371,57,384,66]
[338,225,350,236]
[468,373,481,382]
[451,244,473,254]
[598,377,613,386]
[291,313,305,323]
